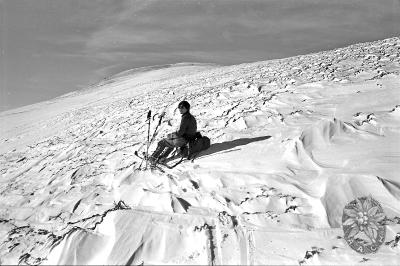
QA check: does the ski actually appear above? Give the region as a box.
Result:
[134,149,186,170]
[162,158,185,169]
[159,152,186,168]
[134,151,165,172]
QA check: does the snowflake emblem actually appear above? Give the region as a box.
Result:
[342,196,386,254]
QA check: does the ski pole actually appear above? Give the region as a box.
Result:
[149,111,166,144]
[145,110,151,169]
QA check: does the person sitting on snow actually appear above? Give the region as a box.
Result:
[150,100,197,164]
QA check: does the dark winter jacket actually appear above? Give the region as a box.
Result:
[176,112,197,141]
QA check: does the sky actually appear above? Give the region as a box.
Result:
[1,0,400,112]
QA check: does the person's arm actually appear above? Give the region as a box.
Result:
[166,117,186,139]
[175,116,187,137]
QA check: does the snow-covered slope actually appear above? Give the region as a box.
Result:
[1,38,400,265]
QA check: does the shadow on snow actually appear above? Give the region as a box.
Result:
[194,135,271,160]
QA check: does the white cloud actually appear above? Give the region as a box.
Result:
[86,27,176,50]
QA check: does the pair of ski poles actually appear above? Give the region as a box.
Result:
[144,110,166,169]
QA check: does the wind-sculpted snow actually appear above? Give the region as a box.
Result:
[1,37,400,264]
